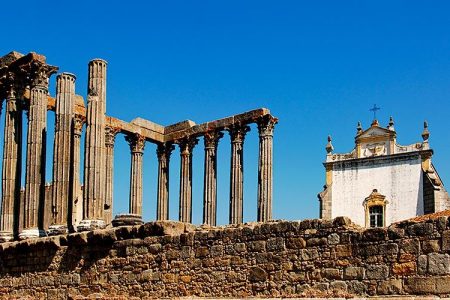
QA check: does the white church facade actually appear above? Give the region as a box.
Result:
[318,118,450,228]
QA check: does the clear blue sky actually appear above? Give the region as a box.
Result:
[1,1,450,225]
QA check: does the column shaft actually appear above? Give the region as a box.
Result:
[0,74,23,241]
[178,137,198,223]
[126,134,145,216]
[203,131,223,226]
[71,117,84,230]
[22,64,57,238]
[51,73,76,231]
[228,125,250,224]
[82,59,107,228]
[156,143,174,220]
[257,116,277,222]
[105,126,119,225]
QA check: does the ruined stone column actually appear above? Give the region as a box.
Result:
[178,137,198,223]
[228,124,250,224]
[21,63,57,239]
[80,59,107,231]
[0,72,23,242]
[126,133,146,217]
[105,126,119,226]
[156,142,174,220]
[257,116,277,222]
[49,73,76,235]
[203,131,223,226]
[71,116,84,231]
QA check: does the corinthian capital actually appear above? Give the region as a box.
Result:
[73,115,85,137]
[126,133,146,154]
[28,62,58,89]
[178,136,199,156]
[157,142,175,161]
[228,123,250,143]
[204,130,224,149]
[257,115,278,138]
[105,126,120,147]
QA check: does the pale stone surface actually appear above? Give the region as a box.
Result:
[82,59,107,228]
[51,73,76,231]
[0,71,23,240]
[156,143,174,220]
[126,133,146,216]
[228,124,250,224]
[104,126,119,225]
[178,137,198,223]
[202,130,223,226]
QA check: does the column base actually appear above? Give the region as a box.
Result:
[47,224,69,236]
[111,214,143,227]
[18,228,47,240]
[0,231,14,242]
[77,219,106,232]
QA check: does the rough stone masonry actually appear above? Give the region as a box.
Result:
[0,216,450,299]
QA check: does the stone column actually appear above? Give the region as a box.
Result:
[156,142,174,220]
[203,131,223,226]
[80,59,107,231]
[257,116,277,222]
[125,133,146,217]
[104,126,119,226]
[0,72,23,242]
[49,73,76,235]
[228,124,250,224]
[71,116,84,231]
[20,63,57,239]
[178,137,198,223]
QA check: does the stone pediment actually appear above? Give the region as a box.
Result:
[357,126,393,140]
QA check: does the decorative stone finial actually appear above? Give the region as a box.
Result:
[388,116,395,131]
[326,135,334,154]
[422,121,430,141]
[357,121,363,135]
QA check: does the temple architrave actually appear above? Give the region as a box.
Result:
[0,51,278,241]
[319,118,450,228]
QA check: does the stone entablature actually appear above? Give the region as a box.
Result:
[0,51,278,241]
[0,216,450,298]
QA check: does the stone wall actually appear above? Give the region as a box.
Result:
[0,216,450,299]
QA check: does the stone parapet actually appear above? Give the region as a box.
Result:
[0,217,450,298]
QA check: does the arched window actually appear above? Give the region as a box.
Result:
[363,189,388,228]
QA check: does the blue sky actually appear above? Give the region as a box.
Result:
[1,1,450,225]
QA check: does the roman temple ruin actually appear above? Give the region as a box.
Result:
[0,51,278,241]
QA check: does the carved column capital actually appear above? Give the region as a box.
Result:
[178,137,199,156]
[228,124,251,143]
[257,115,278,138]
[73,115,85,137]
[204,130,224,149]
[27,62,58,89]
[105,126,120,148]
[126,133,146,154]
[157,142,175,161]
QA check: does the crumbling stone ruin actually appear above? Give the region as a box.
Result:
[0,51,278,241]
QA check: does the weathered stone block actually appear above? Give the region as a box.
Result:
[248,240,266,252]
[406,222,434,236]
[322,268,341,280]
[286,237,306,249]
[300,248,319,260]
[366,265,389,279]
[327,233,340,245]
[442,230,450,251]
[377,279,403,295]
[330,281,347,293]
[306,237,327,247]
[427,253,450,275]
[399,238,420,255]
[267,237,285,251]
[335,244,352,257]
[422,240,440,253]
[249,266,267,282]
[344,267,365,280]
[391,261,416,276]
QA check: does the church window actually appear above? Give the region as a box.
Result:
[369,205,383,227]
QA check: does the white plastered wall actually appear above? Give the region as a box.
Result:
[331,156,423,227]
